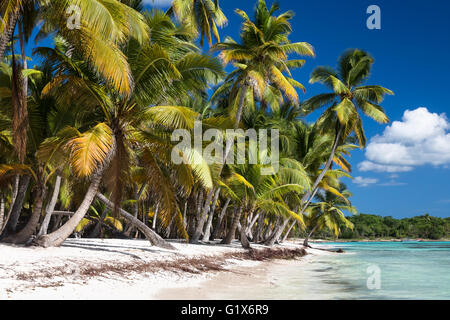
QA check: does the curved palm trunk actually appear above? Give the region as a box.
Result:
[3,175,30,236]
[96,193,175,250]
[4,184,46,244]
[37,175,62,237]
[303,225,318,248]
[264,218,290,246]
[34,169,105,247]
[201,187,220,241]
[210,198,230,241]
[300,125,343,215]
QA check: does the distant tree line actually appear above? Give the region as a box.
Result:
[304,214,450,240]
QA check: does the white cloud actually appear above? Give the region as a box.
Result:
[358,107,450,172]
[142,0,172,7]
[353,176,378,187]
[358,161,413,172]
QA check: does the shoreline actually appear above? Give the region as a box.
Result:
[0,238,320,300]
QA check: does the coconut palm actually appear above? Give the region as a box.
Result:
[167,0,227,46]
[303,183,357,247]
[30,11,223,247]
[212,0,314,128]
[1,0,148,95]
[300,49,393,216]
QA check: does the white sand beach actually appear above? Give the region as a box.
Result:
[0,238,331,300]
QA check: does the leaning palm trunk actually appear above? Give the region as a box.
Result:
[0,196,4,232]
[201,187,221,241]
[34,138,117,248]
[210,198,230,240]
[4,184,46,244]
[281,220,296,243]
[37,175,62,237]
[264,218,290,246]
[303,225,319,247]
[3,175,30,235]
[34,168,106,247]
[222,205,242,245]
[96,193,175,250]
[300,125,343,215]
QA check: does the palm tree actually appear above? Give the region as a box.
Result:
[31,11,224,247]
[303,183,357,247]
[1,0,148,95]
[212,0,314,131]
[167,0,227,46]
[300,49,393,216]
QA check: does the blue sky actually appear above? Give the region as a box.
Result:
[144,0,450,218]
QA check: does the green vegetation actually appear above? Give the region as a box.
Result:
[306,214,450,240]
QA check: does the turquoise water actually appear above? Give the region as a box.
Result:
[288,241,450,299]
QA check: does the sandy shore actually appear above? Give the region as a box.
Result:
[0,238,329,299]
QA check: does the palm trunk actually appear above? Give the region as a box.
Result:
[0,196,5,232]
[3,175,30,235]
[240,210,251,249]
[152,203,159,230]
[89,207,108,238]
[281,220,296,243]
[201,187,220,241]
[210,198,230,241]
[37,175,62,237]
[264,218,290,246]
[303,225,318,247]
[300,125,343,215]
[246,210,259,236]
[190,187,215,243]
[96,193,175,250]
[4,183,46,244]
[222,205,242,245]
[0,8,20,61]
[34,169,105,247]
[254,212,265,243]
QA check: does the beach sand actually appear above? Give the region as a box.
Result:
[0,238,328,299]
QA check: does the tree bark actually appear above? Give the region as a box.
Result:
[210,198,230,241]
[0,196,4,232]
[254,212,265,243]
[95,193,175,250]
[240,210,251,249]
[202,187,220,241]
[151,203,159,230]
[221,205,242,245]
[4,183,46,244]
[0,8,20,61]
[190,187,215,243]
[89,207,108,238]
[264,218,290,246]
[37,175,62,237]
[303,225,318,248]
[3,175,30,235]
